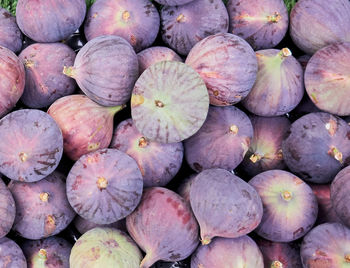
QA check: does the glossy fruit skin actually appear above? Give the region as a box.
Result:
[0,109,63,182]
[185,33,257,106]
[126,187,199,268]
[184,106,253,173]
[227,0,288,50]
[0,237,27,268]
[84,0,159,52]
[8,172,76,240]
[282,112,350,184]
[190,168,263,243]
[73,215,126,235]
[16,0,86,43]
[290,0,350,55]
[110,119,183,187]
[0,8,22,53]
[191,236,264,268]
[70,227,142,268]
[161,0,228,56]
[249,170,318,242]
[0,178,15,239]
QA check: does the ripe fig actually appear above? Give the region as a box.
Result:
[154,0,194,6]
[0,8,22,53]
[0,237,26,268]
[177,174,196,204]
[73,215,126,235]
[0,178,15,239]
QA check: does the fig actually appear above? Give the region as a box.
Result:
[297,54,311,71]
[190,168,263,244]
[126,187,199,268]
[160,0,229,55]
[8,172,76,240]
[131,60,209,144]
[227,0,288,50]
[177,174,196,204]
[185,33,257,106]
[48,94,124,161]
[63,35,139,107]
[66,149,143,224]
[74,215,126,235]
[249,170,318,242]
[0,178,15,239]
[154,0,194,6]
[184,106,253,173]
[282,112,350,184]
[0,109,63,182]
[242,48,304,116]
[191,236,264,268]
[84,0,160,52]
[0,237,27,268]
[110,119,183,187]
[16,0,86,43]
[70,227,142,268]
[0,8,22,53]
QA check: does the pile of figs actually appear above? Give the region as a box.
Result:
[1,0,350,267]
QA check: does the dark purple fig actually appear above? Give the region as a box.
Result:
[22,236,72,268]
[0,109,63,182]
[290,0,350,55]
[84,0,159,52]
[190,168,263,244]
[191,236,264,268]
[110,119,183,187]
[63,35,139,107]
[300,222,350,267]
[0,178,15,238]
[249,170,318,242]
[305,42,350,116]
[154,0,194,6]
[160,0,228,56]
[0,237,26,268]
[131,61,209,144]
[177,174,196,204]
[8,172,76,240]
[240,115,290,177]
[184,106,253,173]
[227,0,288,50]
[126,187,199,267]
[297,54,311,71]
[282,112,350,184]
[70,227,142,268]
[0,8,22,53]
[66,149,143,224]
[16,0,86,43]
[185,33,257,106]
[242,48,304,116]
[74,215,126,235]
[0,46,25,118]
[137,46,182,74]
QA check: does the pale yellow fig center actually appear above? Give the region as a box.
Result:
[176,14,185,22]
[201,237,211,245]
[122,10,130,21]
[38,249,47,260]
[229,124,239,135]
[281,190,292,201]
[19,152,28,162]
[138,137,148,148]
[97,176,108,190]
[271,260,283,268]
[39,192,49,202]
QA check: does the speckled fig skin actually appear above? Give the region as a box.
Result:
[161,0,228,56]
[300,223,350,268]
[74,215,126,235]
[16,0,86,43]
[126,187,199,268]
[137,46,182,74]
[191,236,264,268]
[290,0,350,55]
[227,0,288,50]
[66,149,143,224]
[305,42,350,116]
[48,94,124,161]
[0,178,15,238]
[0,46,25,118]
[0,109,63,182]
[0,8,22,53]
[242,48,304,116]
[177,174,196,204]
[0,237,27,268]
[190,169,263,244]
[22,236,72,268]
[84,0,159,52]
[70,227,142,268]
[185,33,257,106]
[184,106,253,173]
[8,172,76,240]
[154,0,194,6]
[282,112,350,184]
[63,35,139,107]
[131,61,209,144]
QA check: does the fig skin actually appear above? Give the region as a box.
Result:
[84,0,160,52]
[0,8,22,53]
[177,174,196,204]
[0,178,15,239]
[0,237,27,268]
[74,215,126,235]
[227,0,288,50]
[185,33,258,106]
[154,0,194,6]
[126,187,199,268]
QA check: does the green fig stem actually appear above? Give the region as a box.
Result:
[271,260,283,268]
[201,236,212,245]
[267,12,281,23]
[328,146,343,163]
[63,66,76,78]
[108,104,126,116]
[140,253,158,268]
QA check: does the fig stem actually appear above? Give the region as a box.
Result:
[138,137,148,148]
[97,176,108,190]
[201,237,212,245]
[19,152,28,162]
[278,48,292,59]
[345,254,350,263]
[271,260,283,268]
[328,146,343,163]
[38,249,47,260]
[108,104,126,115]
[122,10,130,21]
[176,14,185,22]
[250,153,262,163]
[140,253,158,268]
[63,66,76,78]
[267,12,281,23]
[39,192,49,202]
[281,190,292,201]
[229,124,239,134]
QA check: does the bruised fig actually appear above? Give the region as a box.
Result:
[0,178,15,238]
[48,95,124,161]
[0,8,22,53]
[0,237,27,268]
[126,187,199,268]
[74,215,126,235]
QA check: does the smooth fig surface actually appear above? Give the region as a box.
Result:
[0,8,22,53]
[0,178,15,239]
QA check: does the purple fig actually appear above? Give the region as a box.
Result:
[177,174,196,204]
[73,215,126,235]
[297,54,311,71]
[0,8,22,53]
[154,0,194,6]
[0,237,26,268]
[0,178,15,239]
